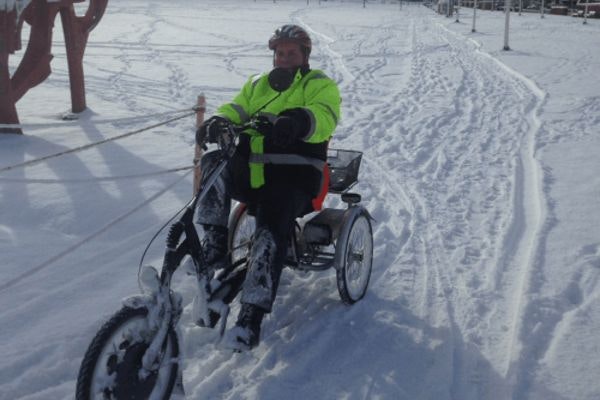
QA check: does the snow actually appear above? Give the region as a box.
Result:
[1,1,599,399]
[0,1,58,16]
[0,1,27,12]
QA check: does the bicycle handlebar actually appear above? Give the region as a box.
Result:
[192,118,261,207]
[198,119,261,156]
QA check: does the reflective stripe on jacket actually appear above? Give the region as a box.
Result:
[216,68,341,189]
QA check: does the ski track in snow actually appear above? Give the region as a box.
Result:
[1,2,599,400]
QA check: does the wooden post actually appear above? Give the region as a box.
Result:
[193,95,206,194]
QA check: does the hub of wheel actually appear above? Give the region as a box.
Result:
[110,341,158,399]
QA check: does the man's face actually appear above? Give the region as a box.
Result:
[273,41,304,69]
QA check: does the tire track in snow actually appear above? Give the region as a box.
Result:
[302,16,431,318]
[364,18,462,324]
[394,21,477,396]
[369,17,527,396]
[440,24,549,397]
[293,12,419,299]
[293,20,471,381]
[332,12,545,396]
[300,15,438,311]
[301,14,454,333]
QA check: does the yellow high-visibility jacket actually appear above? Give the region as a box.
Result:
[216,68,341,198]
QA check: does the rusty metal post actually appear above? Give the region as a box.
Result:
[1,44,21,133]
[60,0,108,114]
[10,1,57,105]
[0,8,21,133]
[193,95,206,194]
[60,6,87,113]
[1,0,108,130]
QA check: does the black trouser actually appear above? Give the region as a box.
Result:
[196,151,312,312]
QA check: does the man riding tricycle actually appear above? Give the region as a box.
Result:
[75,24,373,400]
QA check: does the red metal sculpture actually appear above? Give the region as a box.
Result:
[0,0,108,133]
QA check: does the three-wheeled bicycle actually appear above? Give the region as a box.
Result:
[75,117,373,400]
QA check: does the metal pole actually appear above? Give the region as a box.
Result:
[503,0,511,50]
[456,0,460,22]
[472,0,478,31]
[584,0,589,24]
[193,95,206,194]
[519,0,522,15]
[541,0,545,18]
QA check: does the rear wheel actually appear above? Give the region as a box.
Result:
[76,307,179,400]
[336,210,373,304]
[228,203,255,264]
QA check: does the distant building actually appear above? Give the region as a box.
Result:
[576,0,600,15]
[550,5,569,14]
[437,0,456,14]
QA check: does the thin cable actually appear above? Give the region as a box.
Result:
[0,107,197,131]
[0,169,192,293]
[0,165,194,183]
[0,110,196,173]
[137,197,194,293]
[135,153,231,292]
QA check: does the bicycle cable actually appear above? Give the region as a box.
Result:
[137,196,194,294]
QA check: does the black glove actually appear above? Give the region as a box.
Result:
[271,108,311,148]
[253,115,274,137]
[196,116,230,146]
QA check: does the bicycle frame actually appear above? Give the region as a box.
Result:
[132,123,365,366]
[127,126,251,372]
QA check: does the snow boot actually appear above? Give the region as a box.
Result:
[200,224,228,270]
[223,303,265,352]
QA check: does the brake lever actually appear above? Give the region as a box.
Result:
[217,124,239,158]
[209,119,259,157]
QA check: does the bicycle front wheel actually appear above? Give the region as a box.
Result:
[76,306,179,400]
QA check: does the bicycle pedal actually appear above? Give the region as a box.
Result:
[195,309,220,328]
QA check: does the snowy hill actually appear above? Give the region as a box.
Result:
[1,1,599,399]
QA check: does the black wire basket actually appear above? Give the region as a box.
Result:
[327,149,363,193]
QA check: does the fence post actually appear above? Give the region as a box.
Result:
[455,1,460,22]
[472,0,478,32]
[503,0,511,50]
[0,8,22,133]
[541,0,545,18]
[193,95,206,194]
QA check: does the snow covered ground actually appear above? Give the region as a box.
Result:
[1,1,599,399]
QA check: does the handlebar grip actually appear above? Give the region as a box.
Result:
[196,127,209,149]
